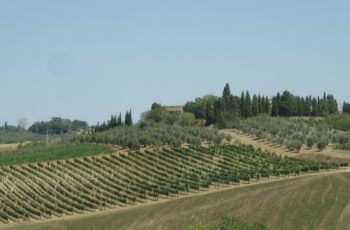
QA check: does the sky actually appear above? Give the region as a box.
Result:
[1,0,349,126]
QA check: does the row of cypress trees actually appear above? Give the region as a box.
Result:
[93,110,133,132]
[186,83,340,127]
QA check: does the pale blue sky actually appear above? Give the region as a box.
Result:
[1,1,349,126]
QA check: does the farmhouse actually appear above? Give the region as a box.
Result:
[163,106,183,114]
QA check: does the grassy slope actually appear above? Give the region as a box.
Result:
[4,171,350,230]
[0,143,114,166]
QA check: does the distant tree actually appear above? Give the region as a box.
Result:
[183,95,218,121]
[205,101,216,125]
[276,92,281,114]
[271,96,279,116]
[240,91,245,116]
[151,102,162,110]
[72,120,89,130]
[252,95,259,116]
[343,102,350,114]
[303,96,312,116]
[327,94,338,114]
[222,83,231,99]
[117,112,123,126]
[296,97,303,116]
[108,115,117,129]
[264,96,270,114]
[257,95,262,114]
[125,110,133,126]
[29,117,77,134]
[279,91,295,116]
[244,91,253,118]
[311,98,319,116]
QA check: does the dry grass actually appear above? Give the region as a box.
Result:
[0,143,19,152]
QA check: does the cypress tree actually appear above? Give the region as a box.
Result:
[244,91,253,117]
[264,96,270,114]
[240,91,245,117]
[222,83,231,99]
[109,115,117,129]
[125,110,133,126]
[312,98,318,116]
[252,95,259,116]
[271,96,279,116]
[205,101,216,125]
[257,95,262,114]
[276,92,281,114]
[343,102,350,114]
[296,97,302,116]
[303,96,312,116]
[117,112,123,126]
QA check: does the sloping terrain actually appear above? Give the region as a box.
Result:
[0,145,341,226]
[3,170,350,230]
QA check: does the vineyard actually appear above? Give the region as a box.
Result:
[0,144,346,225]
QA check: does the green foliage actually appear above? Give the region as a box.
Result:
[0,129,45,144]
[143,103,197,126]
[0,142,113,166]
[76,123,223,150]
[94,110,132,132]
[125,109,133,126]
[336,143,350,151]
[233,117,350,152]
[187,215,268,230]
[322,114,350,131]
[183,95,219,121]
[343,102,350,114]
[29,117,88,135]
[317,138,328,151]
[0,122,68,144]
[271,91,337,117]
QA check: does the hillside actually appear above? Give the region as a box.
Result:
[2,169,349,230]
[0,144,343,226]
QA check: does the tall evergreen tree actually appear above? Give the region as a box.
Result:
[108,115,117,129]
[257,95,262,114]
[252,95,259,116]
[311,98,319,116]
[343,102,350,114]
[276,92,281,114]
[222,83,231,99]
[264,96,270,114]
[244,91,253,117]
[271,96,279,116]
[326,94,338,114]
[125,110,133,126]
[117,112,123,126]
[303,96,312,116]
[240,91,245,117]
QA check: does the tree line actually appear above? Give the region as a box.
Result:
[29,117,88,135]
[93,110,133,133]
[184,83,341,127]
[271,91,338,117]
[343,102,350,114]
